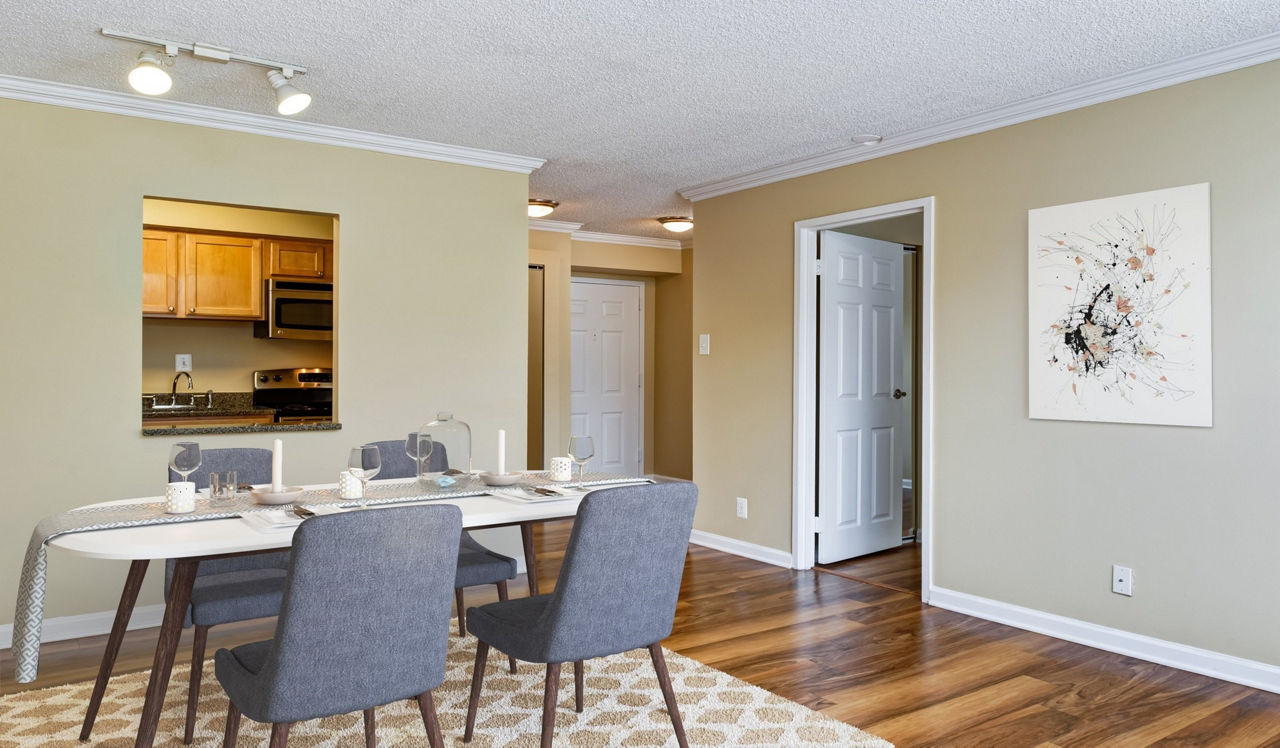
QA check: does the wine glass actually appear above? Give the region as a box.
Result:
[348,445,381,505]
[406,432,434,480]
[169,442,202,483]
[567,435,594,488]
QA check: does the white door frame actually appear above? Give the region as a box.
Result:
[792,196,935,602]
[569,276,646,475]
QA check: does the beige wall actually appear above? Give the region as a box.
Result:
[141,319,333,393]
[529,231,690,475]
[693,61,1280,665]
[142,198,335,239]
[655,249,693,478]
[0,98,529,627]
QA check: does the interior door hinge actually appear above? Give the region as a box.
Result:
[814,259,823,275]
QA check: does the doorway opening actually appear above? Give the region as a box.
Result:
[791,197,935,601]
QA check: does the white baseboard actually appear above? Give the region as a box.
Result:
[929,586,1280,694]
[0,603,166,650]
[689,530,793,568]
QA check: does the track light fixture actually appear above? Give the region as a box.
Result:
[528,199,560,218]
[657,216,694,233]
[102,28,312,116]
[127,49,173,95]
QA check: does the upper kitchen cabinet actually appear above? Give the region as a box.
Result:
[141,229,179,315]
[184,234,263,318]
[266,239,331,280]
[142,230,263,319]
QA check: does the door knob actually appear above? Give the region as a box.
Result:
[893,388,907,399]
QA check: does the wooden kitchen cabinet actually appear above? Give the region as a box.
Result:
[266,239,331,280]
[142,229,179,316]
[142,229,263,320]
[143,413,276,428]
[184,234,263,318]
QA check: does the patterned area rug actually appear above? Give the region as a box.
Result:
[0,634,890,746]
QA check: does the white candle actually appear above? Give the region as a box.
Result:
[271,438,283,492]
[497,429,506,475]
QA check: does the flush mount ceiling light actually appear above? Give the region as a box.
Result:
[127,49,174,95]
[528,199,559,218]
[850,133,883,146]
[657,216,694,233]
[102,28,311,116]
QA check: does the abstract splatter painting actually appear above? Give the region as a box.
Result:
[1028,183,1211,427]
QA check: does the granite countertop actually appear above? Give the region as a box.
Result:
[142,391,276,419]
[142,421,342,436]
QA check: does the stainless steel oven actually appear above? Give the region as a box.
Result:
[254,280,333,340]
[253,368,333,423]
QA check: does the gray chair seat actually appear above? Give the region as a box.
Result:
[222,639,272,675]
[466,596,552,660]
[456,533,518,589]
[188,568,287,627]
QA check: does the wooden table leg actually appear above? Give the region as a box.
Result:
[520,521,539,596]
[80,559,149,741]
[133,557,198,748]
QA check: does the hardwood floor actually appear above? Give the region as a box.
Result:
[817,542,922,596]
[5,520,1280,746]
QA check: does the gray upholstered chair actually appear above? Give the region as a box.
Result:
[369,436,519,641]
[463,481,698,748]
[215,504,462,747]
[165,446,290,744]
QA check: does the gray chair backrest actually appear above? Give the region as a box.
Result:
[255,505,462,722]
[168,446,271,490]
[368,436,449,479]
[165,448,283,589]
[541,482,697,662]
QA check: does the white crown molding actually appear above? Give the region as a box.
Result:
[0,74,545,174]
[571,230,682,250]
[930,586,1280,694]
[689,529,792,568]
[528,218,583,233]
[680,30,1280,201]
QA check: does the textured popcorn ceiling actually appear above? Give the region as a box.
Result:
[4,1,1279,237]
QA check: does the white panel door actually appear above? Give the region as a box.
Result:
[569,280,642,476]
[816,232,905,563]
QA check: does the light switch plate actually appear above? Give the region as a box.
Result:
[175,354,192,372]
[698,334,710,355]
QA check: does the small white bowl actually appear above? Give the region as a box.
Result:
[479,472,521,487]
[250,486,305,505]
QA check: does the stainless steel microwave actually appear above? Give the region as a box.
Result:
[254,280,333,340]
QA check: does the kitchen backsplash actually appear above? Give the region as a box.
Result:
[142,318,332,392]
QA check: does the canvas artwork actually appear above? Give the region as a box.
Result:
[1028,183,1212,427]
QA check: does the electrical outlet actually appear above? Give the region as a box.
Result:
[735,497,748,519]
[698,334,711,355]
[1112,564,1133,596]
[174,354,192,373]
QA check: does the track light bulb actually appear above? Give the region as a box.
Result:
[128,50,172,95]
[267,70,311,115]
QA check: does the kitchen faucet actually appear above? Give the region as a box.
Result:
[171,371,194,406]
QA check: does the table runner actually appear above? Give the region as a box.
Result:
[12,472,644,683]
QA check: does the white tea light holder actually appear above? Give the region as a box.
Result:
[338,470,363,499]
[166,481,196,514]
[549,456,573,482]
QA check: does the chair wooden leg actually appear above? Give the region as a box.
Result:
[184,624,210,744]
[222,700,241,748]
[541,662,561,748]
[496,581,517,673]
[463,640,490,742]
[574,660,584,713]
[417,690,443,748]
[363,707,376,747]
[455,588,466,636]
[648,644,688,748]
[268,721,291,748]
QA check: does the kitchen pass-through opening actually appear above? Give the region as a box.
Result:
[140,197,339,434]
